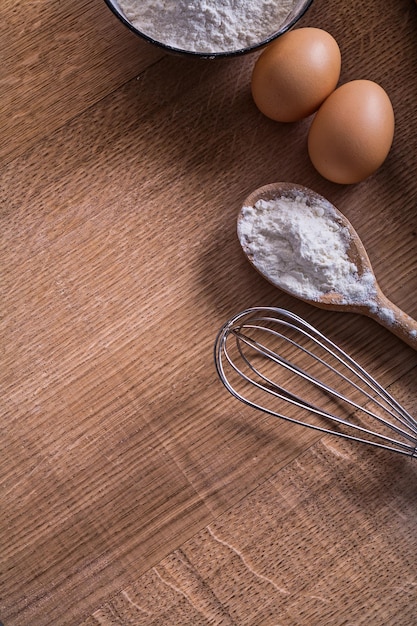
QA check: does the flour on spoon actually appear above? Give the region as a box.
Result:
[238,193,377,304]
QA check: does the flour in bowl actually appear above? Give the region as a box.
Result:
[116,0,298,53]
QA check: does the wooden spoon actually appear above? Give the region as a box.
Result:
[238,182,417,350]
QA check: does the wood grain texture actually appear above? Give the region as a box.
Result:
[82,414,417,625]
[1,0,417,624]
[0,0,163,165]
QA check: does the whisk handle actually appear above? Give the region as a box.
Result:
[366,290,417,351]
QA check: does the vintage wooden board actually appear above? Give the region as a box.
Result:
[1,0,417,624]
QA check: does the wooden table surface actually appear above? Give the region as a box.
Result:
[2,1,417,624]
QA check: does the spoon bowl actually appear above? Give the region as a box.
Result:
[238,183,417,350]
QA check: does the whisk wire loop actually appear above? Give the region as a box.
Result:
[215,307,417,458]
[225,329,415,451]
[234,325,417,444]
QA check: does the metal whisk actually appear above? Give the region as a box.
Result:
[214,307,417,458]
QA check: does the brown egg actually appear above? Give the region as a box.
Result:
[251,27,341,122]
[307,80,395,184]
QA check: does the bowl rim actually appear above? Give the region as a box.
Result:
[102,0,314,59]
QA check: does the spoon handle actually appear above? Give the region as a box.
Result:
[366,289,417,351]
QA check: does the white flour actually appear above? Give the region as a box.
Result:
[116,0,297,53]
[238,194,378,304]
